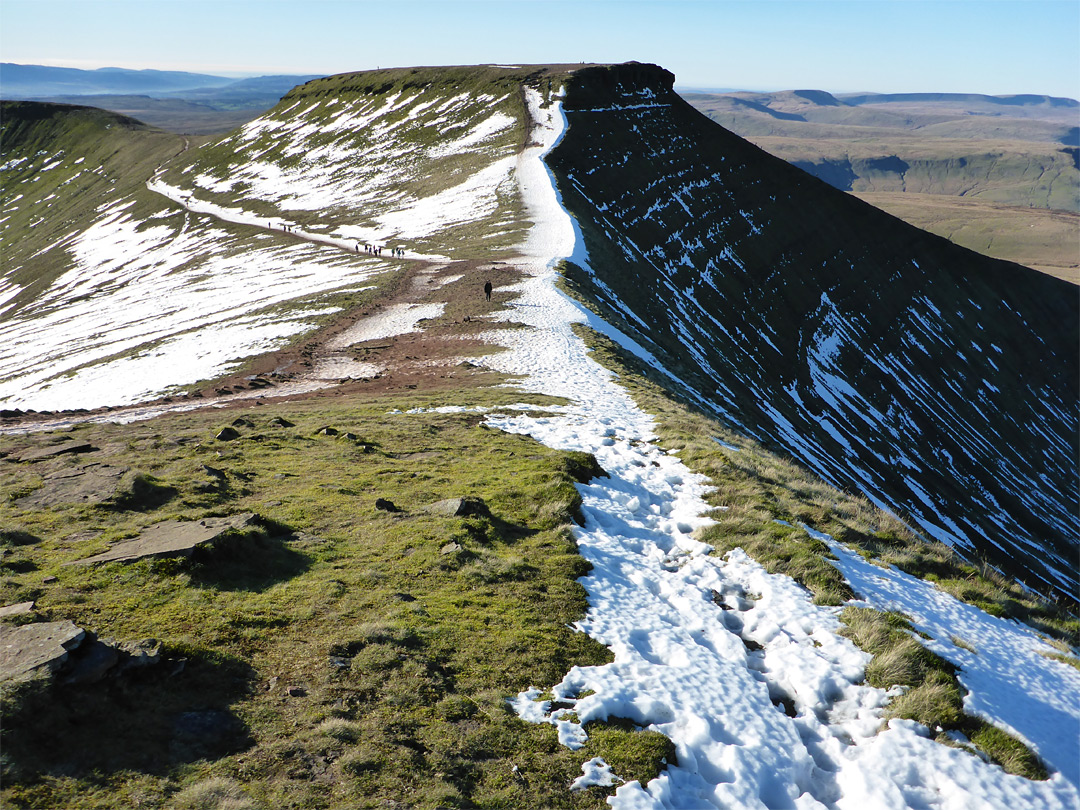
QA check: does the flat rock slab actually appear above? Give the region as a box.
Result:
[0,620,85,682]
[0,601,35,618]
[16,442,95,462]
[70,513,258,566]
[16,463,132,508]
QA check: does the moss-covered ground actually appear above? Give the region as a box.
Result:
[0,385,669,809]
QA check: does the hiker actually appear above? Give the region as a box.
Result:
[484,281,493,301]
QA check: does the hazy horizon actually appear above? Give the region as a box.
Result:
[2,0,1078,100]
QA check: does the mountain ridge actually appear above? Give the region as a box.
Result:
[547,63,1079,604]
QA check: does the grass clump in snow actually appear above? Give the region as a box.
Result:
[839,606,1048,780]
[582,718,677,791]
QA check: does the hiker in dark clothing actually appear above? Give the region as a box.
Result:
[484,281,493,301]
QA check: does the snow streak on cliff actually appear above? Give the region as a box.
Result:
[545,64,1079,604]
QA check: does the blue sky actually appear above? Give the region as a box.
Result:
[2,0,1078,98]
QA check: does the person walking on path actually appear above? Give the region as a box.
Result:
[484,280,493,301]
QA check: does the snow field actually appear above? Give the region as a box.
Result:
[0,196,389,411]
[181,88,518,251]
[487,88,1080,808]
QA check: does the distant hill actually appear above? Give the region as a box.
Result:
[682,87,1080,279]
[0,64,326,134]
[0,63,235,97]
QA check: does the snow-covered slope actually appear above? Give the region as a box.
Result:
[154,66,534,260]
[544,64,1079,605]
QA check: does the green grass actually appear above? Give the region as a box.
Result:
[0,385,671,808]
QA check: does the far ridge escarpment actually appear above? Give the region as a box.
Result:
[546,63,1079,605]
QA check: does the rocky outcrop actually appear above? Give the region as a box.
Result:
[0,619,163,685]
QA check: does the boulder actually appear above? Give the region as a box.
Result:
[68,513,259,566]
[215,427,241,441]
[61,637,120,685]
[374,498,400,512]
[0,620,85,682]
[425,496,488,518]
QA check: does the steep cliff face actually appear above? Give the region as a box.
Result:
[546,64,1079,603]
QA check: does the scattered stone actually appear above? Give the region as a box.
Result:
[42,575,58,584]
[215,427,241,441]
[374,498,400,512]
[391,592,416,602]
[0,601,35,618]
[286,686,307,697]
[426,496,488,518]
[440,542,463,556]
[268,417,295,427]
[114,638,162,671]
[16,441,95,462]
[0,620,85,682]
[315,426,339,436]
[341,432,359,441]
[202,465,227,480]
[231,417,254,428]
[62,530,101,544]
[328,656,351,670]
[290,531,328,547]
[68,513,259,566]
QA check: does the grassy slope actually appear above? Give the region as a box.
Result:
[0,384,678,809]
[0,101,186,318]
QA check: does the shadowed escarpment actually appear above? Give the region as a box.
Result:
[548,63,1079,605]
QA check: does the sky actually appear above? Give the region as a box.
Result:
[1,0,1078,98]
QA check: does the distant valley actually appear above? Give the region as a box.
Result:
[683,89,1079,281]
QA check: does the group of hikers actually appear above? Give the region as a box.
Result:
[356,243,406,257]
[266,221,409,258]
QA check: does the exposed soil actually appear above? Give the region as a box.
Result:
[0,256,530,433]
